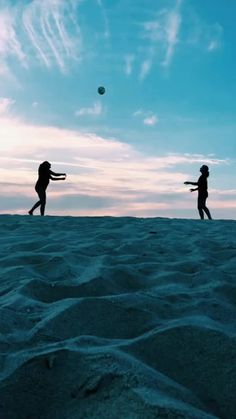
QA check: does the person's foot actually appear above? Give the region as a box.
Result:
[28,210,33,215]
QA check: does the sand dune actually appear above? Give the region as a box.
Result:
[0,215,236,418]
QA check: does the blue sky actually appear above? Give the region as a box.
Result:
[0,0,236,218]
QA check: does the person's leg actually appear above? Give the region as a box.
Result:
[29,188,46,215]
[39,190,46,216]
[29,199,41,215]
[198,208,204,219]
[202,199,212,219]
[197,198,204,219]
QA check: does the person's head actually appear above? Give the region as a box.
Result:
[41,161,51,170]
[200,165,209,176]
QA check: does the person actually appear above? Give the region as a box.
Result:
[184,165,212,220]
[28,161,66,216]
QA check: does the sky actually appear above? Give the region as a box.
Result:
[0,0,236,218]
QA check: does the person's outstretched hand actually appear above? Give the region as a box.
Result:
[190,188,195,192]
[184,181,189,185]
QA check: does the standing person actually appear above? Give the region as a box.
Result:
[184,165,212,220]
[28,161,66,216]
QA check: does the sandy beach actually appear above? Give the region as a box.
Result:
[0,215,235,418]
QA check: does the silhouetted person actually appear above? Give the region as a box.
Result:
[28,161,66,216]
[184,165,212,220]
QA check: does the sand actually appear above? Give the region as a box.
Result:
[0,215,236,418]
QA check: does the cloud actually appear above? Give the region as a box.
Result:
[184,11,223,53]
[96,0,110,39]
[124,54,135,76]
[140,0,182,77]
[0,97,15,115]
[0,0,82,77]
[133,109,143,117]
[0,7,27,77]
[139,0,223,78]
[162,5,182,67]
[143,115,158,126]
[133,109,159,126]
[0,122,231,216]
[207,41,219,52]
[23,0,82,72]
[206,23,223,52]
[75,101,103,117]
[139,58,153,80]
[0,114,229,201]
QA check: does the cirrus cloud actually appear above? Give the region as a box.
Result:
[0,0,82,78]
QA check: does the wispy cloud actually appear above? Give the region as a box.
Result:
[207,41,219,52]
[138,0,223,79]
[124,54,135,76]
[162,2,182,67]
[0,7,27,77]
[133,110,142,117]
[206,23,223,52]
[0,97,15,115]
[0,0,82,77]
[140,0,182,77]
[75,101,103,117]
[133,109,159,126]
[23,0,82,72]
[143,115,158,126]
[185,12,223,53]
[139,57,153,80]
[96,0,110,39]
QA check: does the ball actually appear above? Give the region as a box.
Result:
[98,86,105,95]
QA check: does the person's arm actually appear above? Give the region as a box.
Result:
[50,176,66,181]
[50,170,66,177]
[184,181,198,186]
[190,187,198,192]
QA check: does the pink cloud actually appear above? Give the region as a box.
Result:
[0,115,231,216]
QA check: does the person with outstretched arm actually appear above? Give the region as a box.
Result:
[184,165,212,220]
[28,161,66,216]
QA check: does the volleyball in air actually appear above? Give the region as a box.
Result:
[98,86,105,95]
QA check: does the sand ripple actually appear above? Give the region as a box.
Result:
[0,215,236,418]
